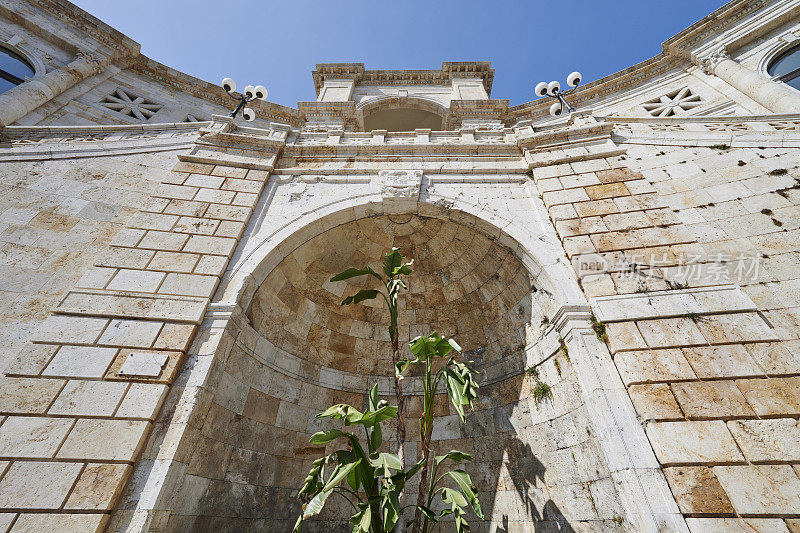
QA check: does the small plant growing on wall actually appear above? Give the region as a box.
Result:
[294,248,484,533]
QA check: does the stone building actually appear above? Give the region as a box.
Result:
[0,0,799,531]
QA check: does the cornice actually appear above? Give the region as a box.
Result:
[29,0,140,57]
[128,57,304,127]
[446,99,509,129]
[312,61,494,96]
[507,54,682,124]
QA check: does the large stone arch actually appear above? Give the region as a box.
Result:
[115,190,683,532]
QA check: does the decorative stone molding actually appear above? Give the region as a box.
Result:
[313,62,494,97]
[375,169,423,199]
[0,122,205,161]
[697,46,731,76]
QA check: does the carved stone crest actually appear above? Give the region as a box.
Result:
[376,169,423,199]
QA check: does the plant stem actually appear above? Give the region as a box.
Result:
[391,314,406,467]
[412,352,437,533]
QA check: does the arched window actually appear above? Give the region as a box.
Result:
[0,46,34,94]
[768,44,800,91]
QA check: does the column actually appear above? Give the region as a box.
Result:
[0,52,109,128]
[697,48,800,113]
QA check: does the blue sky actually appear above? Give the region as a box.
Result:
[72,0,728,108]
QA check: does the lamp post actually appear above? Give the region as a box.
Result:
[221,77,268,121]
[534,71,582,117]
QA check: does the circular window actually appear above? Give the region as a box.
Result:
[0,46,35,94]
[768,44,800,91]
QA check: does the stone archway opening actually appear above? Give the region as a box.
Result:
[170,206,618,531]
[358,96,446,131]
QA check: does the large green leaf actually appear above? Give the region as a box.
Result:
[356,405,398,427]
[316,404,365,426]
[447,470,484,519]
[370,422,382,451]
[352,503,371,533]
[368,383,379,411]
[369,452,402,478]
[441,487,468,508]
[302,488,333,519]
[409,332,457,360]
[395,356,417,378]
[309,429,353,444]
[330,266,382,282]
[323,460,361,493]
[342,289,380,306]
[382,248,404,277]
[435,450,473,465]
[419,505,438,522]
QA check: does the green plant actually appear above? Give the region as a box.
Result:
[553,357,562,376]
[396,332,483,533]
[294,384,410,532]
[558,337,569,360]
[709,144,729,150]
[331,248,414,464]
[525,366,539,379]
[612,515,625,525]
[590,313,607,343]
[532,381,552,406]
[297,249,484,533]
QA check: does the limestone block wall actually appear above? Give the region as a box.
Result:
[0,124,278,531]
[529,116,800,531]
[0,149,188,373]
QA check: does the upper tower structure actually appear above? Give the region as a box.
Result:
[303,62,504,131]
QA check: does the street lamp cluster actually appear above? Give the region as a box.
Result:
[534,71,582,117]
[221,77,268,121]
[218,72,581,121]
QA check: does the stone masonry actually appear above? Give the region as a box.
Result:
[1,1,800,532]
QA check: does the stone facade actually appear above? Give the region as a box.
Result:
[1,1,800,532]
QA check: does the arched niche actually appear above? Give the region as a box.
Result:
[358,96,447,132]
[147,199,630,532]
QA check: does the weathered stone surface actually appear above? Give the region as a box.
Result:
[681,345,763,379]
[664,466,734,514]
[628,383,683,421]
[713,465,800,515]
[727,418,800,462]
[614,349,696,385]
[48,380,128,416]
[9,513,107,532]
[672,380,756,419]
[3,8,800,529]
[0,461,82,508]
[0,417,73,458]
[686,518,789,533]
[736,377,800,416]
[64,463,132,511]
[0,377,65,414]
[57,419,150,461]
[646,421,744,464]
[115,383,168,419]
[42,345,118,378]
